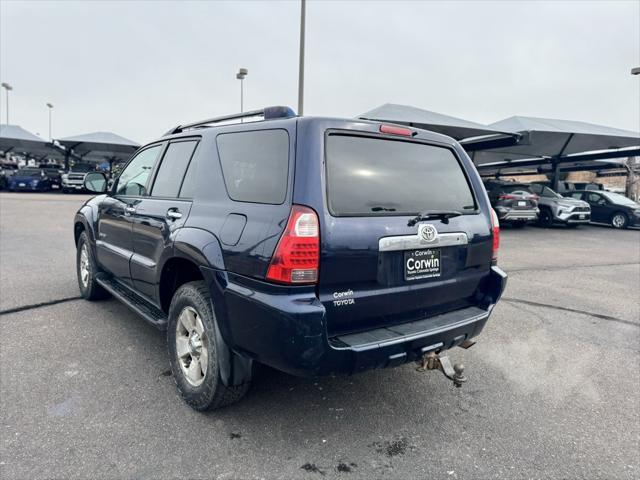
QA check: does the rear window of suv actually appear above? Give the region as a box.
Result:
[217,129,289,204]
[325,134,476,216]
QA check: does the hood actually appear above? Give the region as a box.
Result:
[553,196,589,208]
[11,174,43,182]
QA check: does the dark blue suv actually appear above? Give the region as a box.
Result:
[74,107,506,410]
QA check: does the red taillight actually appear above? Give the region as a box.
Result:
[380,124,413,136]
[266,205,320,284]
[499,194,516,200]
[490,208,500,264]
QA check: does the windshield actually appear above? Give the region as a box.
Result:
[542,186,562,198]
[325,134,476,216]
[602,191,637,206]
[18,169,42,177]
[71,164,93,172]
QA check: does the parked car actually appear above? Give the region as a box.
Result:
[74,106,506,410]
[62,163,94,193]
[0,163,19,190]
[38,164,63,190]
[529,183,590,227]
[565,190,640,229]
[483,180,539,227]
[7,168,52,192]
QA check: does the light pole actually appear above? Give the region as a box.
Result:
[298,0,306,116]
[46,103,54,140]
[1,82,13,124]
[236,68,248,114]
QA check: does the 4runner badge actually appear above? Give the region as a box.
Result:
[420,224,438,243]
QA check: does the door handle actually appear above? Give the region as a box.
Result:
[125,206,136,215]
[166,209,182,220]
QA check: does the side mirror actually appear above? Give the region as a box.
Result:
[84,172,108,193]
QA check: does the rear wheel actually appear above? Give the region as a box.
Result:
[167,281,250,411]
[611,212,628,229]
[76,231,110,300]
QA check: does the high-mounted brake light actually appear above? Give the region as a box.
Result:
[380,124,413,136]
[490,208,500,265]
[266,205,320,284]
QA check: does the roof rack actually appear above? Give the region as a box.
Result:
[164,106,296,136]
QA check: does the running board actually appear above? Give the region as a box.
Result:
[95,274,168,330]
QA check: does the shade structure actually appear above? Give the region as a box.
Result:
[358,103,513,141]
[473,116,640,169]
[0,124,63,161]
[57,131,140,164]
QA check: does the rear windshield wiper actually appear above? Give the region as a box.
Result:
[407,210,462,226]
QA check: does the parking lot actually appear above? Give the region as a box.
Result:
[0,192,638,479]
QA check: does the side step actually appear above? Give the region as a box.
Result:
[96,274,168,330]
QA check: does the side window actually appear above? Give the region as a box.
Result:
[587,193,604,205]
[116,145,162,196]
[569,192,583,200]
[151,140,198,198]
[529,184,542,194]
[179,151,200,198]
[216,129,289,204]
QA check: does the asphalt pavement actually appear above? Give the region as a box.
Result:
[1,192,639,480]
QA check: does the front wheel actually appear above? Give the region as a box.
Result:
[76,232,110,300]
[611,212,628,229]
[537,209,554,228]
[167,281,250,411]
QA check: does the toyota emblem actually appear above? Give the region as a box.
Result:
[420,224,438,242]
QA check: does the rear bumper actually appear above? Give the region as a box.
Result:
[203,266,507,377]
[496,208,538,221]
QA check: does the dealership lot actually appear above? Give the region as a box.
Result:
[0,192,638,479]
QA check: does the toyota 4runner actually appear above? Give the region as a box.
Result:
[74,106,506,410]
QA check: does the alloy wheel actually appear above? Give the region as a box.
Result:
[175,306,209,387]
[612,214,626,229]
[79,244,90,288]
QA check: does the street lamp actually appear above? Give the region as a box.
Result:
[632,67,640,75]
[298,0,306,116]
[1,82,13,124]
[236,68,248,115]
[46,103,54,140]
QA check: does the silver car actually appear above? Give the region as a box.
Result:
[530,183,590,227]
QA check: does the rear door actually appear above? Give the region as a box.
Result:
[130,138,199,300]
[308,129,492,336]
[584,192,609,223]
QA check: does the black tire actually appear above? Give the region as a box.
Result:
[167,281,250,411]
[610,212,629,229]
[76,231,110,300]
[537,208,554,228]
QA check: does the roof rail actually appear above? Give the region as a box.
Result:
[164,106,296,135]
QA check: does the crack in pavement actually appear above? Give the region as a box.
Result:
[0,296,82,315]
[503,297,639,327]
[506,261,640,274]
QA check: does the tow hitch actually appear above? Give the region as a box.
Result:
[416,351,467,387]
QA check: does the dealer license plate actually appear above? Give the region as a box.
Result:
[580,214,585,219]
[518,201,526,206]
[404,248,441,281]
[19,182,25,187]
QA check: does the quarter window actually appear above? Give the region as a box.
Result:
[216,130,289,204]
[116,145,162,196]
[152,140,198,198]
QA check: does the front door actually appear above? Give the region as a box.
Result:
[96,144,163,285]
[130,139,199,301]
[584,192,609,223]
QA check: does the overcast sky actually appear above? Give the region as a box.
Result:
[1,0,638,144]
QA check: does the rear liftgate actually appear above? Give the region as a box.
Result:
[415,340,475,388]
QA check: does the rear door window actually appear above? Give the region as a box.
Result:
[216,129,289,204]
[151,140,198,198]
[325,134,476,216]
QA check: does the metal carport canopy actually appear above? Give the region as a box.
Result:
[57,131,140,164]
[0,124,64,161]
[357,103,516,141]
[472,116,640,169]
